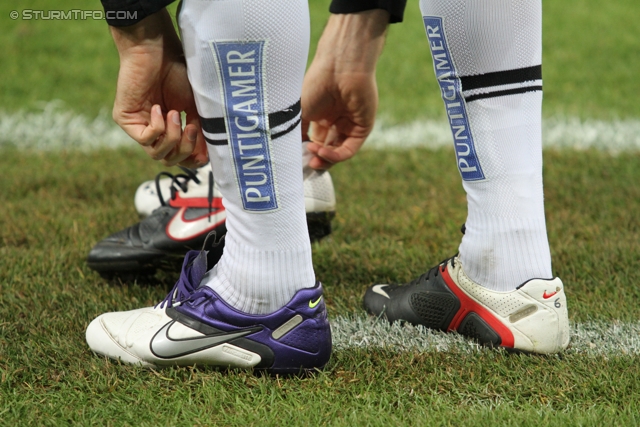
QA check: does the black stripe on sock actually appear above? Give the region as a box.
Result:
[201,100,301,146]
[460,65,542,91]
[204,136,228,146]
[201,117,226,135]
[271,118,301,141]
[464,85,543,103]
[268,100,301,129]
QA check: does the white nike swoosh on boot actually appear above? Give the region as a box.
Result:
[150,321,261,359]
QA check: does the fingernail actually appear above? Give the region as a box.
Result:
[187,127,197,142]
[153,105,162,116]
[172,112,181,126]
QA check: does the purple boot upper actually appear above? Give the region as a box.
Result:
[159,250,332,373]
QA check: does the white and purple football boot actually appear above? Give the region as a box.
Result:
[86,250,332,373]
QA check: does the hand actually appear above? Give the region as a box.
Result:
[302,68,378,170]
[302,10,389,170]
[110,9,207,167]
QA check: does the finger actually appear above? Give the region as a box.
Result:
[308,122,329,145]
[161,138,194,167]
[309,155,334,170]
[315,137,364,164]
[186,114,209,165]
[192,127,209,165]
[306,141,335,169]
[153,110,183,161]
[306,140,323,155]
[167,110,183,144]
[179,153,208,168]
[323,125,340,147]
[178,126,209,168]
[113,114,164,148]
[136,104,166,147]
[162,123,200,166]
[301,119,310,142]
[140,143,162,160]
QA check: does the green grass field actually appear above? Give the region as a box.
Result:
[1,0,640,425]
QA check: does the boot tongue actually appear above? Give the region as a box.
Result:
[186,250,209,286]
[158,250,210,309]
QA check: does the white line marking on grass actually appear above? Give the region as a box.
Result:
[0,102,133,151]
[365,117,640,153]
[1,103,640,152]
[331,315,640,356]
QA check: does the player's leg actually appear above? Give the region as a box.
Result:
[85,0,331,372]
[364,0,569,354]
[181,0,315,315]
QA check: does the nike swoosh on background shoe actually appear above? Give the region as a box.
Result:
[372,285,390,299]
[542,290,559,299]
[150,321,262,359]
[166,208,227,241]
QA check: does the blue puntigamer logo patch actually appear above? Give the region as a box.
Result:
[423,16,485,182]
[211,41,278,211]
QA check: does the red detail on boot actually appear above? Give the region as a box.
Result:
[441,266,515,348]
[169,193,225,209]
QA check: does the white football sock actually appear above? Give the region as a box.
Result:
[419,0,552,291]
[179,0,315,314]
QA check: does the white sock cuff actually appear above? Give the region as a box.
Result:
[459,213,552,291]
[204,242,315,314]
